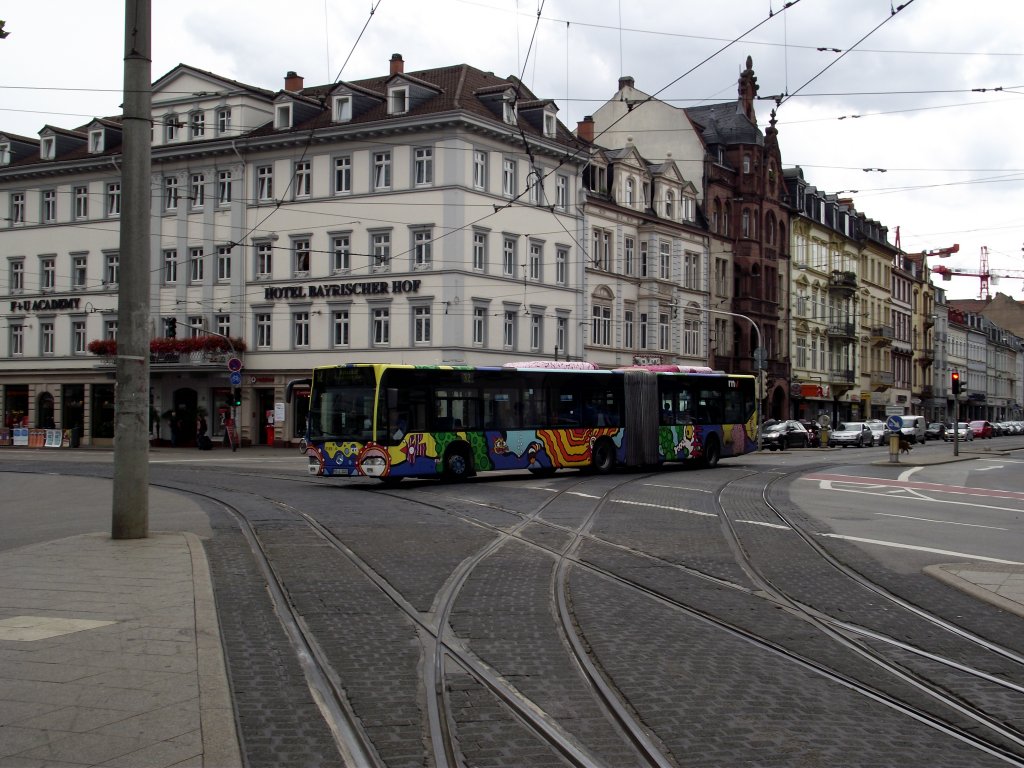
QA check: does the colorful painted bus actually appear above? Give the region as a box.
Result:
[291,362,757,482]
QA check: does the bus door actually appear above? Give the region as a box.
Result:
[624,370,659,466]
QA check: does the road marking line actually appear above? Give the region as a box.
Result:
[642,484,712,493]
[735,520,790,529]
[875,512,1007,530]
[898,466,923,482]
[815,485,1024,514]
[611,499,717,517]
[819,534,1024,565]
[976,465,1004,471]
[568,492,601,499]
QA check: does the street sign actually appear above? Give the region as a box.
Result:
[229,371,242,386]
[885,415,903,432]
[227,357,243,372]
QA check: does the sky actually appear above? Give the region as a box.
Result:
[2,0,1022,302]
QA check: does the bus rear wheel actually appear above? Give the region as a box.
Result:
[702,435,721,468]
[591,438,616,474]
[442,446,473,481]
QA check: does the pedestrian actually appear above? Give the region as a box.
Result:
[196,415,208,450]
[169,411,179,447]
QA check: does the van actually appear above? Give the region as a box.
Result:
[898,415,927,444]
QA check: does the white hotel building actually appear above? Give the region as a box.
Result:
[0,54,709,447]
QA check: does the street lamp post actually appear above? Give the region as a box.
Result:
[693,306,765,451]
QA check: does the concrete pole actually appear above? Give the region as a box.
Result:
[112,0,152,539]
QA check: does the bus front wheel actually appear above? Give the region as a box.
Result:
[442,446,473,481]
[591,438,616,474]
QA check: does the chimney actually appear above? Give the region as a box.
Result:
[390,53,404,75]
[576,116,595,143]
[618,76,634,91]
[284,71,303,92]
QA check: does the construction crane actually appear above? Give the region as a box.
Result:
[931,246,1024,300]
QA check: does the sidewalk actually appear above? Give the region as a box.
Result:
[0,480,240,767]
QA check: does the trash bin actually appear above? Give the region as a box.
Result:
[819,428,829,447]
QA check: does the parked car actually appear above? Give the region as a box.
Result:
[969,420,994,439]
[865,419,886,446]
[798,420,822,447]
[828,421,873,448]
[925,422,946,441]
[761,420,809,451]
[944,422,974,441]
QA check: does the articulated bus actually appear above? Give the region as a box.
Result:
[292,362,757,482]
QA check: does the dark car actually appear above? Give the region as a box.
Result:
[761,420,809,451]
[798,420,822,447]
[925,422,946,440]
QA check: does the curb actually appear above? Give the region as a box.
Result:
[924,563,1024,619]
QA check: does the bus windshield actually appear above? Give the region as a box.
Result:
[308,366,377,443]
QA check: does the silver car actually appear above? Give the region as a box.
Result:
[865,419,885,446]
[943,422,974,442]
[829,421,873,448]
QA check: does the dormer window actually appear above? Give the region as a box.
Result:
[0,143,10,166]
[89,130,104,154]
[389,86,408,115]
[275,103,292,130]
[164,115,179,142]
[543,112,556,138]
[625,178,634,206]
[333,95,352,122]
[682,194,695,222]
[503,98,517,125]
[665,190,675,220]
[40,136,55,160]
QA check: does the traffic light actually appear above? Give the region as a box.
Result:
[951,370,961,395]
[166,317,177,338]
[231,387,242,407]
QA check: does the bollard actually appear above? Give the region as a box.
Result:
[888,433,900,463]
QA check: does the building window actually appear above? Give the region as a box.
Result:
[528,242,542,281]
[592,228,611,271]
[473,307,487,345]
[639,313,648,349]
[42,190,56,223]
[11,193,24,224]
[623,237,634,276]
[555,175,568,210]
[389,87,408,114]
[665,190,675,220]
[503,99,516,125]
[293,238,311,275]
[72,320,87,354]
[275,103,292,130]
[164,250,178,284]
[373,151,391,190]
[472,231,487,272]
[371,231,391,271]
[332,309,350,346]
[555,247,567,285]
[89,130,104,153]
[256,166,274,201]
[503,237,516,277]
[742,209,751,238]
[188,316,203,338]
[164,115,179,142]
[332,234,351,273]
[164,176,179,211]
[190,174,205,209]
[413,229,432,269]
[190,248,205,283]
[294,161,311,198]
[592,304,611,346]
[40,136,55,159]
[105,252,119,286]
[190,112,205,139]
[41,257,55,291]
[473,150,487,190]
[0,143,9,165]
[216,108,232,135]
[256,313,272,348]
[73,256,87,288]
[334,155,351,194]
[556,317,567,355]
[531,314,543,351]
[624,309,634,348]
[71,186,88,220]
[502,158,516,197]
[41,321,54,355]
[659,242,671,280]
[10,260,24,293]
[625,178,634,206]
[503,310,516,349]
[683,251,700,289]
[743,154,751,174]
[413,306,432,344]
[544,112,557,138]
[659,312,670,350]
[293,312,310,347]
[682,195,695,222]
[10,323,24,355]
[527,169,542,205]
[216,315,231,337]
[333,95,352,122]
[683,317,699,356]
[214,170,232,205]
[414,147,433,186]
[217,245,232,281]
[372,307,391,345]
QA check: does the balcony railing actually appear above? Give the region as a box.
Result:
[870,370,894,391]
[870,325,895,346]
[826,322,856,340]
[828,270,857,294]
[828,368,856,385]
